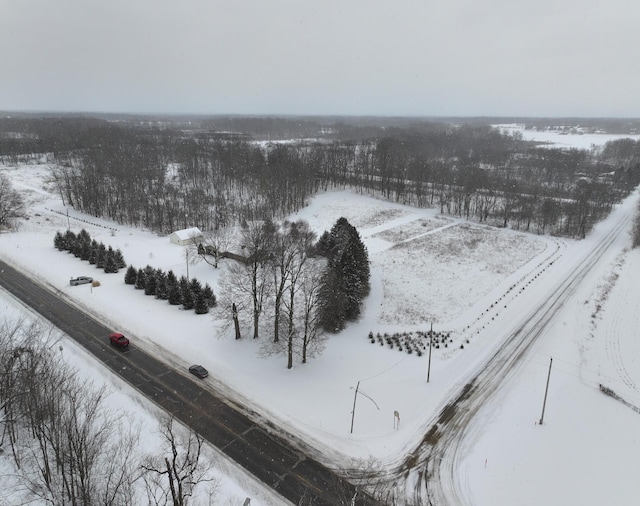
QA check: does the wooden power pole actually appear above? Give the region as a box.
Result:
[539,357,553,425]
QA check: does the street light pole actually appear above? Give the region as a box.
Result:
[350,381,360,434]
[350,381,380,434]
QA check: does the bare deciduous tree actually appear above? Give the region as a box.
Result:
[141,416,217,506]
[0,173,25,228]
[0,318,141,506]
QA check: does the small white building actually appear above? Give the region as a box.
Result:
[169,227,203,246]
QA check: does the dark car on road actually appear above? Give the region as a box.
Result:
[70,276,93,286]
[189,365,208,378]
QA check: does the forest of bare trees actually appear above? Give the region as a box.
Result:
[0,318,219,505]
[2,116,640,240]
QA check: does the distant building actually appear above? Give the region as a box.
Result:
[169,227,203,246]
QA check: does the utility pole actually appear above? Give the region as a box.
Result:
[427,322,433,383]
[539,357,553,425]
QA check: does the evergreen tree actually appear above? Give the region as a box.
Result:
[63,230,76,251]
[80,239,91,261]
[179,276,195,310]
[103,248,118,273]
[194,290,209,314]
[88,239,99,264]
[166,270,178,288]
[155,270,168,300]
[114,248,126,269]
[70,236,82,257]
[144,265,156,281]
[144,269,157,295]
[316,217,370,332]
[95,242,107,268]
[78,228,91,245]
[202,283,216,307]
[134,267,146,290]
[124,265,137,285]
[189,278,202,294]
[54,231,65,250]
[317,267,348,332]
[168,282,182,305]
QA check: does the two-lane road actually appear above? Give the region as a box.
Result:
[389,201,635,505]
[0,257,381,505]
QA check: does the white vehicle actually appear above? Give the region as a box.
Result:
[70,276,93,286]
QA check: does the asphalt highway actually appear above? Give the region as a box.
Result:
[0,257,381,505]
[395,206,634,505]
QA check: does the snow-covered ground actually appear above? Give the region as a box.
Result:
[1,127,639,504]
[496,123,640,150]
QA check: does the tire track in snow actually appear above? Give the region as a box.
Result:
[603,265,639,393]
[384,206,634,506]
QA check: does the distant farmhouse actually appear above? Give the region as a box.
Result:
[169,227,203,246]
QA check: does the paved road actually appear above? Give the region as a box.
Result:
[0,258,381,505]
[392,207,634,505]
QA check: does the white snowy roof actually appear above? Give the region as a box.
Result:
[171,227,202,240]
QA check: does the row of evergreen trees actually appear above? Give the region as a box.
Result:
[124,265,216,314]
[54,229,126,273]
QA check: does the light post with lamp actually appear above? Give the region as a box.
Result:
[350,381,380,434]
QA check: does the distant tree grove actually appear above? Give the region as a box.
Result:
[3,116,640,239]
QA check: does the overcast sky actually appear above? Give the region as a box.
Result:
[1,0,639,117]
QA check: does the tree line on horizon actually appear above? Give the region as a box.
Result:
[2,116,640,239]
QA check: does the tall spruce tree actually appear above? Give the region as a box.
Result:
[155,269,168,300]
[168,283,182,305]
[103,248,118,273]
[124,265,137,285]
[194,290,209,314]
[95,242,107,268]
[317,217,370,332]
[114,248,126,269]
[134,267,146,290]
[202,283,216,307]
[144,270,157,295]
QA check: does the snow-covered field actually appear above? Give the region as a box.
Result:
[496,123,640,150]
[2,126,640,505]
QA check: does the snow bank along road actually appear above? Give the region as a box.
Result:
[0,258,382,506]
[388,204,634,505]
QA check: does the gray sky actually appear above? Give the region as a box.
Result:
[1,0,639,117]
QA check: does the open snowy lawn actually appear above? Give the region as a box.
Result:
[374,223,548,326]
[1,167,555,452]
[459,242,640,506]
[2,147,640,505]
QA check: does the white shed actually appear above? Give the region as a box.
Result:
[169,227,203,246]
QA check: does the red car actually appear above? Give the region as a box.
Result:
[109,332,129,349]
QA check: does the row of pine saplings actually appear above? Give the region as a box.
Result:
[368,329,459,355]
[124,265,217,314]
